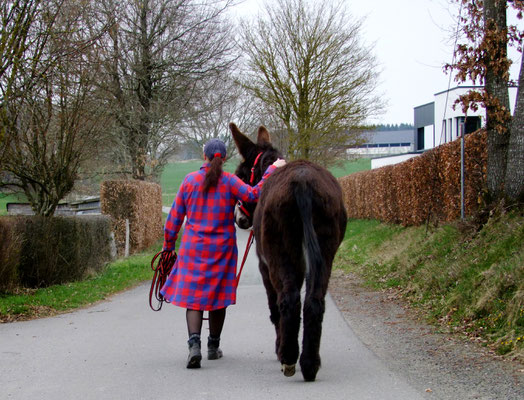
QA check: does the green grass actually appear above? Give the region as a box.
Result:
[329,158,371,178]
[160,157,370,205]
[333,211,524,360]
[160,159,237,206]
[0,193,25,216]
[0,244,160,322]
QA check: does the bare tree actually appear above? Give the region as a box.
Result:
[177,74,262,159]
[97,0,238,180]
[239,0,382,165]
[0,0,54,159]
[0,0,110,216]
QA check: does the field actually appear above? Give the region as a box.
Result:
[0,193,25,216]
[160,158,370,206]
[160,159,237,206]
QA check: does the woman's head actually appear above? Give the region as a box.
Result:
[204,139,226,161]
[203,139,226,192]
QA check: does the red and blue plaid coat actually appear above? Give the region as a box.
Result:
[160,163,277,311]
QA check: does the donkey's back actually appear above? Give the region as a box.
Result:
[253,160,347,381]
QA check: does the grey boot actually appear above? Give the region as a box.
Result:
[207,336,223,360]
[187,335,202,369]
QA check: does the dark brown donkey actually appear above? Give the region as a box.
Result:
[230,123,347,381]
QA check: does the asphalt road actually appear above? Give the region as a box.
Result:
[1,229,423,400]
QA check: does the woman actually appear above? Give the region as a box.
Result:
[161,138,285,368]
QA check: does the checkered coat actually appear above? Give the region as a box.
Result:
[160,163,277,311]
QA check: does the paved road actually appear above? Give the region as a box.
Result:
[1,229,423,400]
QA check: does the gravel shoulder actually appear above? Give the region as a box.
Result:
[328,269,524,400]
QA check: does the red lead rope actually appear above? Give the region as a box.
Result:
[236,229,255,287]
[149,251,176,311]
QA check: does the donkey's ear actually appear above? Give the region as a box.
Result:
[230,122,255,159]
[257,126,271,145]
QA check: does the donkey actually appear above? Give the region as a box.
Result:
[230,123,347,381]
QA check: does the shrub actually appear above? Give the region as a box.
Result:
[100,180,163,256]
[0,217,22,291]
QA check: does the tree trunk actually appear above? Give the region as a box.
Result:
[505,56,524,202]
[484,0,511,200]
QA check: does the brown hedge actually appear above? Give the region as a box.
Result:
[339,130,487,226]
[0,218,22,291]
[100,180,163,256]
[0,215,114,289]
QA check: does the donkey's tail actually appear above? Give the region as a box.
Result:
[293,181,325,298]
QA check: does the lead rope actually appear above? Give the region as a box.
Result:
[149,231,253,311]
[236,229,255,287]
[149,250,176,311]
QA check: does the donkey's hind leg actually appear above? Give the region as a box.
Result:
[300,238,336,381]
[300,293,326,381]
[277,282,302,377]
[259,260,281,359]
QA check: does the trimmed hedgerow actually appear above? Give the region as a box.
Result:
[100,180,163,256]
[339,130,487,226]
[0,215,113,289]
[0,218,22,291]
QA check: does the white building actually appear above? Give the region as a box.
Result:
[414,85,518,151]
[369,85,517,169]
[347,129,414,157]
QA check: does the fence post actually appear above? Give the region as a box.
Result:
[460,122,465,220]
[125,218,130,257]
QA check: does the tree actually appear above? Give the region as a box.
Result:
[448,0,524,202]
[177,75,262,159]
[0,0,50,158]
[0,0,110,216]
[239,0,382,165]
[96,0,237,180]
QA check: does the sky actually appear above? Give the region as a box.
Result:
[230,0,523,125]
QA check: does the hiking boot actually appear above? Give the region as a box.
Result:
[187,337,202,369]
[207,336,223,360]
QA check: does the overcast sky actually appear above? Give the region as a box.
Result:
[230,0,523,125]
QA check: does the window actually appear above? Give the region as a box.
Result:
[417,127,425,150]
[465,116,481,133]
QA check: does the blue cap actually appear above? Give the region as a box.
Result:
[204,139,226,160]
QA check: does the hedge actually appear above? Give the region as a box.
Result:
[339,130,487,226]
[100,180,163,256]
[0,215,114,290]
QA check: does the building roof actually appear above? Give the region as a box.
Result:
[363,129,414,145]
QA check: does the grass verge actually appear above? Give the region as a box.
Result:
[333,209,524,361]
[0,244,160,322]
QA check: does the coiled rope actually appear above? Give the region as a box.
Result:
[149,250,176,311]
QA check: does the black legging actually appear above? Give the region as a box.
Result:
[186,308,226,338]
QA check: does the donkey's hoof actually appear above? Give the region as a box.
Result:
[281,363,296,377]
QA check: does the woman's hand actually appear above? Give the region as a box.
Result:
[272,158,286,168]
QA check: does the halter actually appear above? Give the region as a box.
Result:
[237,200,252,218]
[237,151,264,219]
[250,152,264,185]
